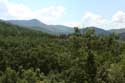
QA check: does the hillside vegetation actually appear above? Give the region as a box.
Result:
[0,21,125,83]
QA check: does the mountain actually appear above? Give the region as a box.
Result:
[1,18,125,41]
[80,27,111,35]
[7,19,74,35]
[119,32,125,40]
[109,28,125,40]
[109,28,125,34]
[7,19,46,27]
[0,19,52,37]
[7,19,125,36]
[48,25,74,34]
[7,19,111,35]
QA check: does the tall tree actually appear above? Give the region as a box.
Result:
[85,50,97,83]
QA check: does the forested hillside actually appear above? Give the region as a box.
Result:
[0,21,125,83]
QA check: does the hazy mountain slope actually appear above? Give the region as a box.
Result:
[80,27,111,35]
[7,19,46,27]
[7,19,53,33]
[7,19,74,35]
[7,19,125,36]
[48,25,74,34]
[0,20,53,38]
[109,28,125,34]
[119,32,125,40]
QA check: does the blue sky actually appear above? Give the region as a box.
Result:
[0,0,125,29]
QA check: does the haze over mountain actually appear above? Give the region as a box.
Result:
[6,19,112,35]
[109,28,125,34]
[7,19,74,35]
[80,27,110,35]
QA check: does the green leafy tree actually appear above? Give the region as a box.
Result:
[0,67,18,83]
[85,50,97,83]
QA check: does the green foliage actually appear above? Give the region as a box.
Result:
[85,51,97,83]
[0,21,125,83]
[0,67,17,83]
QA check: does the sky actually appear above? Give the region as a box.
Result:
[0,0,125,29]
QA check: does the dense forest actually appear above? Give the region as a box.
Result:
[0,20,125,83]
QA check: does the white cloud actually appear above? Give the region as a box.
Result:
[0,0,65,24]
[82,11,125,30]
[112,11,125,23]
[35,6,65,23]
[64,22,81,27]
[8,3,34,19]
[63,11,125,29]
[0,0,11,19]
[82,12,107,28]
[0,0,7,2]
[1,0,125,29]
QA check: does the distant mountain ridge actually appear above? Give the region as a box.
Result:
[7,19,74,35]
[4,19,125,37]
[109,28,125,34]
[8,19,46,27]
[6,19,111,35]
[80,27,110,35]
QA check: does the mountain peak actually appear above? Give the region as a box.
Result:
[86,26,97,29]
[30,19,39,21]
[29,19,41,23]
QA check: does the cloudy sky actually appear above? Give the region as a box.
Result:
[0,0,125,29]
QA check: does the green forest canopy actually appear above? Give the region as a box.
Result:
[0,21,125,83]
